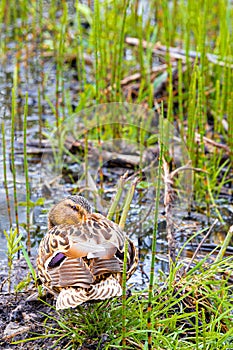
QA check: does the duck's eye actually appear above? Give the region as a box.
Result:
[71,205,77,211]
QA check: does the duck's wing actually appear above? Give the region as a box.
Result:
[66,215,126,259]
[38,219,123,263]
[56,287,89,310]
[48,256,94,288]
[87,275,122,301]
[56,276,122,310]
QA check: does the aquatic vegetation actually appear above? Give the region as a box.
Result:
[3,228,22,292]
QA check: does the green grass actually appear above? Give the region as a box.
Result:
[12,254,233,349]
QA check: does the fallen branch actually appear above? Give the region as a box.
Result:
[195,132,230,154]
[120,63,171,85]
[125,37,233,68]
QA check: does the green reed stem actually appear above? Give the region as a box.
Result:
[214,79,221,134]
[107,172,128,221]
[178,59,184,138]
[116,0,130,101]
[84,129,89,189]
[110,1,118,100]
[119,178,138,349]
[227,92,233,158]
[121,237,128,350]
[38,86,42,147]
[215,226,233,263]
[187,64,197,161]
[21,244,37,285]
[94,0,100,103]
[0,0,6,25]
[55,51,60,128]
[11,85,20,258]
[75,1,86,84]
[1,122,12,227]
[206,174,224,223]
[119,178,138,230]
[147,115,164,350]
[23,92,31,255]
[93,0,104,194]
[59,2,67,121]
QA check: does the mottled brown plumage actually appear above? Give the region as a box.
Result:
[37,195,138,310]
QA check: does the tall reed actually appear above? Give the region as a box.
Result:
[11,68,20,258]
[1,122,12,227]
[23,92,31,255]
[147,115,164,350]
[119,178,138,349]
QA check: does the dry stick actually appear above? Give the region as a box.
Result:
[1,122,12,227]
[195,132,230,154]
[170,160,208,178]
[185,219,218,273]
[125,37,233,68]
[119,178,138,350]
[215,225,233,263]
[107,171,129,221]
[103,63,176,96]
[120,63,170,85]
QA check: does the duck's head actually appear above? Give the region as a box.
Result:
[48,195,92,229]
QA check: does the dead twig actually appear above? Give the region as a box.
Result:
[125,37,233,68]
[120,64,170,85]
[195,132,230,154]
[170,161,208,178]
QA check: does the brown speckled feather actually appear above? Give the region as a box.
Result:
[37,195,138,310]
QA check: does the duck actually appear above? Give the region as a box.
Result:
[37,195,138,310]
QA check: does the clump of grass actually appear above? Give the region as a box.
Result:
[3,228,22,292]
[12,253,233,349]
